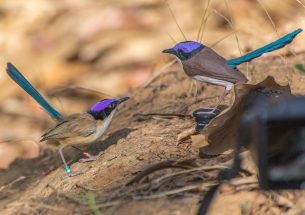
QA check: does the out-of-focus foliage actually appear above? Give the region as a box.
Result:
[0,0,304,139]
[0,0,304,94]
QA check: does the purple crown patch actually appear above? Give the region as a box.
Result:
[90,99,117,113]
[173,41,204,53]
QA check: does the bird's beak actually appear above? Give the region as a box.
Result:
[117,97,130,104]
[162,48,176,55]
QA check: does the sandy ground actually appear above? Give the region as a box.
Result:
[1,52,305,215]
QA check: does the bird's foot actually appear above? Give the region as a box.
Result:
[79,151,104,163]
[60,166,85,180]
[193,108,221,133]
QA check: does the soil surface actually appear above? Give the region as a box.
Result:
[2,53,305,215]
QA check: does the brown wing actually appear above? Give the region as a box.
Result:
[41,112,97,142]
[182,47,248,84]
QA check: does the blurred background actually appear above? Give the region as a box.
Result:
[0,0,304,140]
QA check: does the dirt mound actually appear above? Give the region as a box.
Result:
[1,53,305,215]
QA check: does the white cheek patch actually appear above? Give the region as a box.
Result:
[95,108,117,138]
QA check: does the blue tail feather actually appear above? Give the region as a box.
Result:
[227,28,302,69]
[6,63,64,121]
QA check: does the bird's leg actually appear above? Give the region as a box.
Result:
[79,151,104,163]
[199,87,230,114]
[192,91,227,133]
[187,80,200,104]
[187,80,195,97]
[194,81,199,102]
[210,89,229,113]
[59,146,84,180]
[71,146,104,163]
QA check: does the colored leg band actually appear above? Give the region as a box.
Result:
[65,165,71,173]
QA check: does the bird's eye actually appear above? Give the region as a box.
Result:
[178,49,184,55]
[177,49,188,60]
[109,103,114,108]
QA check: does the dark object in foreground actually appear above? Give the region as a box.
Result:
[198,96,305,214]
[193,108,221,133]
[241,96,305,189]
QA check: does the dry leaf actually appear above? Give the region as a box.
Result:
[197,76,291,155]
[191,134,209,148]
[177,127,196,144]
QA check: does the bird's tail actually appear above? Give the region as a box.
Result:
[6,63,64,121]
[227,28,302,69]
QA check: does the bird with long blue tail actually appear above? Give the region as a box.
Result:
[163,28,302,126]
[6,63,129,179]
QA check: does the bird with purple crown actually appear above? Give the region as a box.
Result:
[163,28,302,117]
[6,63,129,179]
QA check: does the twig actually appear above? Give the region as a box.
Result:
[132,183,215,200]
[96,201,121,209]
[88,163,226,208]
[9,201,68,213]
[126,159,196,185]
[47,85,114,98]
[210,30,238,48]
[46,184,85,205]
[141,60,177,89]
[134,112,192,119]
[76,184,96,191]
[197,0,211,42]
[296,0,305,9]
[80,201,121,213]
[166,31,177,44]
[0,176,26,192]
[151,165,228,185]
[164,0,187,40]
[28,201,68,212]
